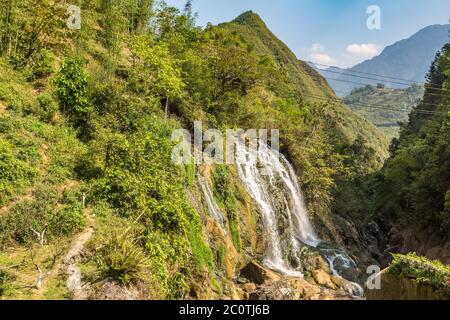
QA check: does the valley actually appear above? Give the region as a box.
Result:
[0,1,448,302]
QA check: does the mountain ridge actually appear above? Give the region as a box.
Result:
[323,24,450,96]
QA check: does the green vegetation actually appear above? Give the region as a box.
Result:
[343,84,424,140]
[374,44,450,239]
[390,253,450,290]
[97,233,152,285]
[213,166,242,252]
[2,0,443,301]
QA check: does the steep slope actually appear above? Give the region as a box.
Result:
[325,24,450,96]
[220,11,389,159]
[0,4,391,300]
[373,43,450,265]
[343,84,424,140]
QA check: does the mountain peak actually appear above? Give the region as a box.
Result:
[232,11,267,28]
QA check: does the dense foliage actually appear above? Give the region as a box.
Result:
[375,44,450,239]
[343,84,424,139]
[389,253,450,291]
[0,1,429,300]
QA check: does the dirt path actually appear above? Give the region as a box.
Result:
[58,210,95,272]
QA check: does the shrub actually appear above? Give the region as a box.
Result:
[0,140,38,206]
[36,93,58,122]
[389,253,450,290]
[53,58,92,125]
[98,234,151,284]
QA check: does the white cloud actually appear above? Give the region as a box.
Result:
[345,43,380,58]
[309,43,336,68]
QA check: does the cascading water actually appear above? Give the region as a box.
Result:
[234,139,363,296]
[199,175,227,231]
[234,140,319,275]
[198,139,363,296]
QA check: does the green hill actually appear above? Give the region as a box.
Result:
[220,11,389,158]
[343,84,424,140]
[0,3,390,300]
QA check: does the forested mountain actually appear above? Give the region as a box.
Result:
[0,1,447,301]
[343,84,424,140]
[373,44,450,264]
[324,24,450,96]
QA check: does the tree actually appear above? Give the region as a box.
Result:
[130,35,184,116]
[54,58,92,124]
[0,0,67,67]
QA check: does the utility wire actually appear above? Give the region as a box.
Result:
[307,60,450,92]
[302,92,448,116]
[294,59,449,116]
[332,89,445,109]
[323,76,450,99]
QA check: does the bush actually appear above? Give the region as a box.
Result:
[36,93,58,122]
[0,184,85,247]
[0,140,38,206]
[389,253,450,290]
[53,58,92,125]
[98,234,151,284]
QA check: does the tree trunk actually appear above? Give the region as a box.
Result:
[165,97,169,117]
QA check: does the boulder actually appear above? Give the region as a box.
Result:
[312,270,337,290]
[240,261,281,285]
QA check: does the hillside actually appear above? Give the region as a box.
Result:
[0,2,428,301]
[343,84,424,140]
[221,11,389,159]
[324,24,449,96]
[372,44,450,265]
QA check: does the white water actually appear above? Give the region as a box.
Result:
[199,175,227,231]
[234,140,319,275]
[198,139,363,295]
[321,248,364,297]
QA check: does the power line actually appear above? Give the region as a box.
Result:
[307,60,449,92]
[323,76,450,99]
[302,92,448,116]
[294,59,449,116]
[332,89,445,109]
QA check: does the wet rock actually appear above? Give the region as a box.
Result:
[300,249,331,274]
[249,281,295,300]
[249,278,354,300]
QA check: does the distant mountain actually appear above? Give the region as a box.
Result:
[322,24,449,96]
[343,84,424,140]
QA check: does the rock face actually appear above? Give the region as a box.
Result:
[366,269,450,300]
[311,270,336,290]
[239,260,359,300]
[249,278,353,301]
[240,261,281,285]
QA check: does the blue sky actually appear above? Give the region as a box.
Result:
[164,0,450,68]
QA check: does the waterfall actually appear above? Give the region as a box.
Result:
[234,140,319,275]
[234,140,363,297]
[199,175,227,231]
[320,247,364,297]
[198,139,363,296]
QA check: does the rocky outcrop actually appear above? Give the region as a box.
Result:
[248,278,353,300]
[238,260,360,300]
[366,268,450,300]
[240,261,281,285]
